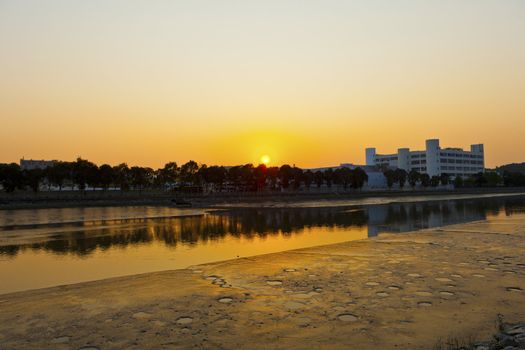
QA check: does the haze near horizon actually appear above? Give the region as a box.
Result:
[1,0,524,168]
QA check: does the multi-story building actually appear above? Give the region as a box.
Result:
[365,139,484,178]
[20,159,56,170]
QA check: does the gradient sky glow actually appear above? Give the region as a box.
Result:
[1,0,524,168]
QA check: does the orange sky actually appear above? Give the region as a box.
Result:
[1,1,524,168]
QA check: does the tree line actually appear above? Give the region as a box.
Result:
[0,159,368,193]
[1,159,523,194]
[382,168,523,188]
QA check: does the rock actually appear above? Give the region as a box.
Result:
[505,324,525,335]
[337,314,358,322]
[496,333,517,348]
[51,336,70,344]
[132,312,151,320]
[266,280,282,286]
[218,297,233,303]
[176,317,193,325]
[417,301,432,307]
[515,333,525,347]
[473,344,490,350]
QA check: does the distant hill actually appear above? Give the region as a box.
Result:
[495,163,525,174]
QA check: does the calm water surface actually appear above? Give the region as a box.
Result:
[1,194,525,294]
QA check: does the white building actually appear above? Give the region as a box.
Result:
[20,159,56,170]
[366,139,484,178]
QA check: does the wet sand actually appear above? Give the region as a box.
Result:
[1,215,524,349]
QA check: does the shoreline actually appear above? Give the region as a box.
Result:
[1,215,524,349]
[1,187,524,210]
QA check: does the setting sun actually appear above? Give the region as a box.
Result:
[260,155,271,165]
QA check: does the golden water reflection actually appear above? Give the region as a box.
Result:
[1,196,525,294]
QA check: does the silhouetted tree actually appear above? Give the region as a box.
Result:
[0,163,23,192]
[483,171,502,187]
[180,161,199,187]
[23,168,44,193]
[130,166,153,191]
[408,170,420,188]
[266,166,279,190]
[384,169,396,188]
[453,176,463,188]
[472,172,487,187]
[98,164,114,190]
[420,173,430,187]
[430,175,440,187]
[291,167,303,189]
[440,173,450,186]
[324,169,334,188]
[253,164,267,191]
[351,167,368,189]
[503,171,525,187]
[113,163,131,191]
[157,162,179,188]
[303,170,314,190]
[45,161,71,190]
[279,165,293,189]
[395,169,407,188]
[314,171,324,188]
[198,165,227,192]
[72,158,97,191]
[334,167,352,189]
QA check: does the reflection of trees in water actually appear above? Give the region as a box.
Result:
[0,208,368,257]
[1,197,525,257]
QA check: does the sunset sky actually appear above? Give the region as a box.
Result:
[1,0,524,168]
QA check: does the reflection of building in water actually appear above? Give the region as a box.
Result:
[366,200,489,237]
[1,197,519,257]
